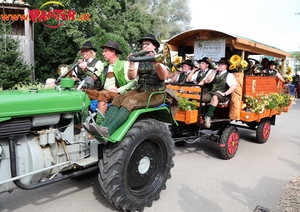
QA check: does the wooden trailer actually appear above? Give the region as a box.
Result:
[166,29,293,159]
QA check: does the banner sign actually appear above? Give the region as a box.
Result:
[194,38,226,61]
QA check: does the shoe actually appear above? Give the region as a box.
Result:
[82,122,91,132]
[204,116,211,128]
[89,123,110,139]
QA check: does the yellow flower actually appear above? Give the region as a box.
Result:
[284,75,293,83]
[174,56,181,64]
[241,60,248,69]
[171,66,177,73]
[229,64,237,70]
[230,55,241,64]
[285,70,292,75]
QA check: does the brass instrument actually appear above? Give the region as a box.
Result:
[57,64,71,77]
[128,43,171,66]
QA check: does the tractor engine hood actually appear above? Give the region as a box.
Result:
[0,88,91,120]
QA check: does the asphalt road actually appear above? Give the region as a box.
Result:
[0,99,299,212]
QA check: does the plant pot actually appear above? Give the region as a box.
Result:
[174,109,198,124]
[240,109,271,122]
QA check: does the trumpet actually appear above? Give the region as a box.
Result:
[128,43,171,65]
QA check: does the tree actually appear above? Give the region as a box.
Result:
[291,51,300,61]
[0,21,34,90]
[136,0,191,40]
[23,0,191,82]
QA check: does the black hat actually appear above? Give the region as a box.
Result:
[217,57,229,66]
[138,34,160,49]
[181,59,194,68]
[100,40,123,54]
[80,41,97,52]
[199,57,214,69]
[268,60,276,66]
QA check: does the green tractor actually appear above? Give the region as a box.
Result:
[0,77,176,211]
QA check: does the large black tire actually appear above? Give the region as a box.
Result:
[98,119,175,212]
[256,119,271,144]
[219,125,239,160]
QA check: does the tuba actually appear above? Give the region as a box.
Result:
[128,43,171,66]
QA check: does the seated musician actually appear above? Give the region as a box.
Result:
[171,59,195,83]
[201,58,237,128]
[83,34,169,140]
[83,40,137,125]
[186,57,214,92]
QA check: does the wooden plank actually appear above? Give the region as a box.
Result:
[243,76,283,96]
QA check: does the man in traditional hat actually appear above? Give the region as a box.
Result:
[74,41,104,88]
[84,34,169,140]
[202,57,238,128]
[171,59,194,83]
[263,60,285,82]
[186,57,214,92]
[83,40,137,125]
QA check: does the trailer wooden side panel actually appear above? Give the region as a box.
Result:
[243,76,284,96]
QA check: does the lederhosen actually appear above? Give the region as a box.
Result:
[202,72,229,103]
[112,62,166,111]
[84,59,127,103]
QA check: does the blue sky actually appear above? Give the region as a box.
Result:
[189,0,300,52]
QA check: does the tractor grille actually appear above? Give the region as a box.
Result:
[0,118,31,138]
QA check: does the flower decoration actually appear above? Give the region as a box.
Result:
[242,92,295,113]
[174,56,181,64]
[284,75,293,84]
[230,55,241,64]
[284,65,293,84]
[228,54,248,72]
[171,56,182,73]
[286,66,292,74]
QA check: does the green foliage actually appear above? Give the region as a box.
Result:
[291,51,300,61]
[178,96,197,110]
[0,21,34,90]
[20,0,192,82]
[242,92,296,113]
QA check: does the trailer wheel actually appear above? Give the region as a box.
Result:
[98,119,175,212]
[219,125,239,160]
[256,119,271,143]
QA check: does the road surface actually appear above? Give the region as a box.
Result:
[0,99,299,212]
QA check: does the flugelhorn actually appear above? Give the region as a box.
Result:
[128,43,171,66]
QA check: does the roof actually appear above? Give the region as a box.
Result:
[0,0,30,15]
[166,29,291,59]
